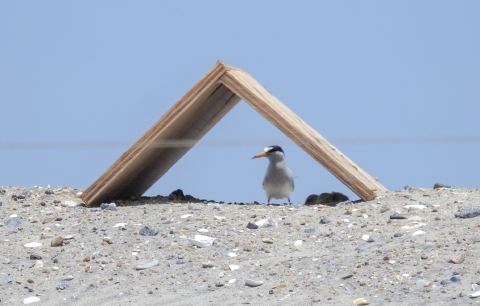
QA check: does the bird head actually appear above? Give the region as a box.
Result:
[252,145,285,161]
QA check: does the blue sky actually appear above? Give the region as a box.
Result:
[1,2,479,203]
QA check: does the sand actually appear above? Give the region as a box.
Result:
[1,186,480,305]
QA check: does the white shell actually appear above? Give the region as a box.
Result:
[228,252,238,257]
[188,234,216,248]
[113,223,127,227]
[22,297,41,304]
[362,235,374,242]
[294,240,302,248]
[412,230,425,236]
[245,279,263,287]
[62,200,79,207]
[181,214,192,219]
[229,265,240,271]
[469,291,480,298]
[255,218,276,228]
[197,228,209,233]
[228,279,236,284]
[214,215,226,220]
[24,242,42,248]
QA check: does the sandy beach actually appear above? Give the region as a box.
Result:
[1,186,480,305]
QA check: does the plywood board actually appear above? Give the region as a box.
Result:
[81,61,387,205]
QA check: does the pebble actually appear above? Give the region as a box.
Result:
[294,240,303,248]
[245,279,263,287]
[24,242,42,248]
[139,226,159,236]
[100,203,117,211]
[304,228,315,233]
[4,217,23,228]
[450,251,466,264]
[32,260,43,269]
[393,233,404,237]
[246,222,258,229]
[56,283,69,290]
[319,217,331,224]
[64,275,74,281]
[51,237,63,247]
[362,235,374,242]
[390,214,407,219]
[412,230,425,236]
[135,259,159,270]
[353,298,370,305]
[455,207,480,219]
[202,262,214,268]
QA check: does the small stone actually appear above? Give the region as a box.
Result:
[353,298,370,305]
[245,279,263,287]
[27,279,34,284]
[246,222,258,229]
[63,276,74,281]
[176,259,185,265]
[51,237,63,247]
[433,183,451,189]
[32,260,43,269]
[24,242,42,248]
[393,233,404,237]
[412,230,425,236]
[455,207,480,219]
[390,214,407,219]
[139,226,159,236]
[83,256,91,262]
[304,228,315,233]
[424,280,432,287]
[4,217,23,228]
[362,235,374,242]
[450,251,466,264]
[135,259,159,270]
[100,203,117,211]
[262,238,273,244]
[29,254,42,260]
[56,283,69,290]
[202,262,214,268]
[45,189,54,195]
[319,217,331,224]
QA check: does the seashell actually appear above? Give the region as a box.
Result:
[404,204,426,210]
[113,223,127,228]
[229,265,240,271]
[469,291,480,298]
[22,296,41,304]
[24,242,42,248]
[214,215,226,220]
[197,228,209,233]
[32,260,43,269]
[180,214,192,219]
[188,234,216,248]
[255,218,276,228]
[228,252,237,257]
[135,259,159,270]
[228,279,236,284]
[362,235,374,242]
[245,279,263,287]
[294,240,303,248]
[412,230,425,236]
[353,298,370,305]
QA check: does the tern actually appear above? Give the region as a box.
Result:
[252,145,294,204]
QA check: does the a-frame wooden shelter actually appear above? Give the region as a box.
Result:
[80,61,387,206]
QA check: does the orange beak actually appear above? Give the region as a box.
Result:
[252,151,268,159]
